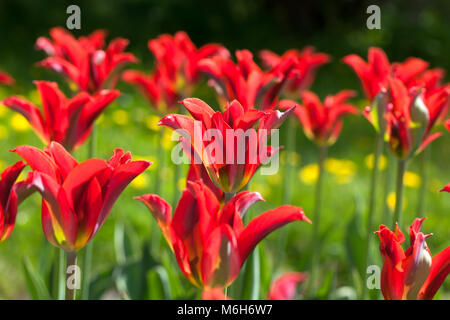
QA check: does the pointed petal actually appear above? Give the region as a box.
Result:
[238,205,310,264]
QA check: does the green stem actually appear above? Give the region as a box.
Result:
[57,249,65,300]
[80,127,97,300]
[362,131,384,299]
[382,153,394,224]
[308,144,327,296]
[65,251,78,300]
[224,192,235,203]
[151,129,165,255]
[416,146,430,218]
[393,159,407,228]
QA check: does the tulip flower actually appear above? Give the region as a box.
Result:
[2,81,119,152]
[198,49,298,110]
[123,32,228,114]
[13,142,150,251]
[376,218,450,300]
[202,271,307,300]
[35,27,137,93]
[440,184,450,193]
[0,71,14,85]
[148,31,229,91]
[159,98,294,193]
[0,161,27,242]
[343,47,428,102]
[266,272,308,300]
[259,47,330,96]
[279,90,358,146]
[136,179,310,289]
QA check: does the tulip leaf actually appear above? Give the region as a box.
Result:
[240,245,261,300]
[370,91,389,134]
[316,269,334,299]
[22,257,51,300]
[345,211,366,280]
[146,266,172,299]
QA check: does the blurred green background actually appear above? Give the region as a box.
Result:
[0,0,449,299]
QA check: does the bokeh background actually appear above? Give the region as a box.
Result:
[0,0,449,299]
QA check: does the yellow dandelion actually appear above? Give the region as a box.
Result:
[10,114,30,131]
[0,106,6,118]
[112,109,130,126]
[131,173,149,189]
[326,158,357,184]
[403,171,421,189]
[0,124,8,139]
[162,128,176,151]
[145,115,161,132]
[177,178,186,192]
[365,153,388,170]
[387,192,407,212]
[299,164,319,185]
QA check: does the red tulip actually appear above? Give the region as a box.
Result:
[0,161,26,242]
[2,81,119,152]
[198,49,298,110]
[122,66,178,114]
[136,179,310,289]
[159,98,294,193]
[0,71,14,85]
[343,47,428,102]
[36,27,137,93]
[440,183,450,193]
[148,31,229,88]
[259,47,330,95]
[279,90,358,146]
[384,78,449,158]
[123,32,228,114]
[376,218,450,300]
[266,272,308,300]
[202,271,307,300]
[13,142,150,251]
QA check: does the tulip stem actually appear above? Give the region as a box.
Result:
[362,131,384,299]
[308,144,327,297]
[57,249,65,300]
[65,251,78,300]
[393,159,407,228]
[417,146,430,218]
[224,192,235,203]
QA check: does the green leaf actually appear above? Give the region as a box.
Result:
[240,245,260,300]
[146,266,172,299]
[22,257,51,300]
[345,211,366,279]
[316,269,334,299]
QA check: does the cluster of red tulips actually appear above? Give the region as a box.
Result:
[0,27,449,300]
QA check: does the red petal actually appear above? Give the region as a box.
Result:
[238,205,310,264]
[419,247,450,300]
[12,145,60,181]
[267,272,308,300]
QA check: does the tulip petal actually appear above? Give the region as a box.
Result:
[419,246,450,300]
[267,272,308,300]
[238,205,310,264]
